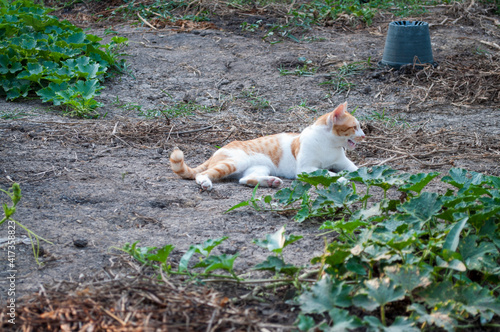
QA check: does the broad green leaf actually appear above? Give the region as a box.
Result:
[442,168,485,189]
[418,280,457,307]
[253,225,302,254]
[294,205,311,223]
[36,81,69,104]
[0,55,22,74]
[364,316,419,332]
[299,276,353,313]
[64,31,86,45]
[385,232,419,251]
[147,244,175,264]
[353,277,405,310]
[408,303,456,332]
[320,218,367,234]
[385,265,432,292]
[436,253,467,272]
[456,283,500,317]
[399,172,440,195]
[327,308,363,332]
[350,202,384,221]
[325,248,351,266]
[347,166,400,191]
[459,235,498,272]
[72,79,102,100]
[295,314,316,331]
[297,169,343,187]
[193,253,239,274]
[16,62,44,82]
[178,236,229,272]
[253,256,299,276]
[345,257,368,276]
[398,192,443,222]
[442,216,468,252]
[316,183,355,207]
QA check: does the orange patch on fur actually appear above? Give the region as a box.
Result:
[226,135,283,166]
[245,179,259,186]
[291,136,300,158]
[332,113,357,137]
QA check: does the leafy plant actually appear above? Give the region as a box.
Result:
[359,108,411,128]
[279,57,318,77]
[0,0,128,117]
[239,87,274,111]
[1,183,52,265]
[229,167,500,330]
[321,58,372,94]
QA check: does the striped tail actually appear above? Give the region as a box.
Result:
[169,147,209,179]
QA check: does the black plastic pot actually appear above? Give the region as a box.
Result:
[380,21,435,69]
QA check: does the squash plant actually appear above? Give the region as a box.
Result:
[0,0,128,118]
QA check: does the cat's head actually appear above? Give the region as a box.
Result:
[315,102,365,150]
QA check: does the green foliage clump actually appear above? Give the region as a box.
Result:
[0,0,128,117]
[230,167,500,330]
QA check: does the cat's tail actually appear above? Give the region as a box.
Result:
[169,147,209,179]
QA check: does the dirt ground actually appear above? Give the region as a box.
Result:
[0,1,499,330]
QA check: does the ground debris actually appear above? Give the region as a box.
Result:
[0,267,290,331]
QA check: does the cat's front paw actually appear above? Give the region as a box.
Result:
[196,174,213,191]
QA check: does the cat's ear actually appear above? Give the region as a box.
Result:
[327,102,348,127]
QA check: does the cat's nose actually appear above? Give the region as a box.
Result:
[356,128,366,140]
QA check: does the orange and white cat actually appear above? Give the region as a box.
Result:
[170,102,365,190]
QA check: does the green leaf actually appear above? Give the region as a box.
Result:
[297,169,343,187]
[299,276,353,313]
[72,79,102,100]
[0,55,22,74]
[385,232,419,251]
[253,256,299,276]
[442,216,468,252]
[253,225,302,254]
[193,253,239,275]
[436,252,467,272]
[442,168,485,189]
[16,62,44,82]
[316,183,355,207]
[418,280,457,307]
[363,316,419,332]
[353,278,405,311]
[320,218,367,234]
[384,265,432,293]
[408,303,456,332]
[456,283,500,317]
[64,31,86,45]
[147,244,175,264]
[459,235,498,272]
[225,200,249,213]
[327,308,363,332]
[36,81,68,105]
[178,236,229,272]
[325,248,351,266]
[397,192,443,222]
[399,172,440,194]
[295,314,316,331]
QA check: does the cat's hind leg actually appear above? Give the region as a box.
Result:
[239,166,283,188]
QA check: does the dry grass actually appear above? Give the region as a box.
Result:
[0,260,293,331]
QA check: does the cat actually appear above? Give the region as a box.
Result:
[170,102,365,191]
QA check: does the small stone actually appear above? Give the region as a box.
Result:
[74,239,88,248]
